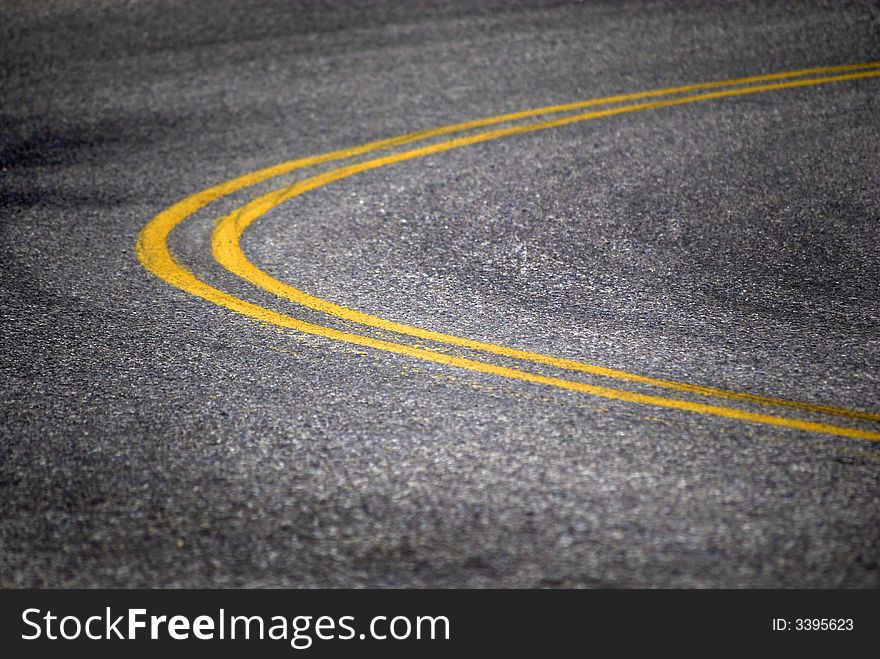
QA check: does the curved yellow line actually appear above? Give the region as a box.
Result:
[212,69,880,424]
[139,214,880,441]
[135,59,880,239]
[135,64,880,442]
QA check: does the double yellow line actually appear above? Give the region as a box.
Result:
[138,61,880,441]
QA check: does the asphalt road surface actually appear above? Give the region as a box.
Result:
[2,0,880,588]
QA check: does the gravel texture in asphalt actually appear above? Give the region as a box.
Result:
[2,0,879,587]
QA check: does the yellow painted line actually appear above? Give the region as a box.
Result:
[136,64,880,441]
[212,68,880,424]
[138,223,880,442]
[132,60,880,247]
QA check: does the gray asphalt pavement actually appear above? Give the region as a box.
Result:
[2,0,879,587]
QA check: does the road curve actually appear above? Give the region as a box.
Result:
[3,0,880,587]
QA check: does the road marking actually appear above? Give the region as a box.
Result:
[135,60,880,256]
[212,68,880,424]
[134,242,880,442]
[137,64,880,441]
